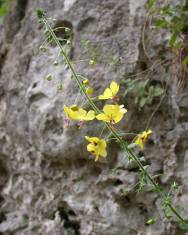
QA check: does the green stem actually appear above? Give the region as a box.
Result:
[41,16,186,223]
[167,203,185,222]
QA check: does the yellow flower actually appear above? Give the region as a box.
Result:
[135,130,152,149]
[85,136,107,161]
[96,104,127,124]
[98,81,119,100]
[63,105,95,121]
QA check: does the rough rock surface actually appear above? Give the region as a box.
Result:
[0,0,188,234]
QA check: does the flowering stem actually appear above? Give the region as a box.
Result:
[41,15,186,223]
[42,18,99,114]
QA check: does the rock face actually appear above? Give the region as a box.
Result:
[0,0,188,234]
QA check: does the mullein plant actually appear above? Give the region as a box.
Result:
[36,9,188,231]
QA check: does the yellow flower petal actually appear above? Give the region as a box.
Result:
[98,139,107,157]
[64,105,80,120]
[110,81,119,96]
[113,112,124,123]
[135,138,144,149]
[87,143,95,152]
[84,110,95,120]
[64,105,95,121]
[98,81,119,100]
[98,88,113,100]
[96,113,110,122]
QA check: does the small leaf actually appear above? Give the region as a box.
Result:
[89,59,96,65]
[169,31,178,47]
[179,220,188,231]
[139,97,147,108]
[171,181,178,190]
[36,8,45,19]
[161,6,171,15]
[176,205,184,215]
[182,55,188,65]
[135,96,138,105]
[146,0,156,10]
[153,86,164,96]
[155,18,168,28]
[146,218,156,225]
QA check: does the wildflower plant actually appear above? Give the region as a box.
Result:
[37,8,188,231]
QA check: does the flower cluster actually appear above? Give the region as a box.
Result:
[63,81,152,161]
[85,136,107,161]
[96,104,127,124]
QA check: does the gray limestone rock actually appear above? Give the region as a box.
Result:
[0,0,187,234]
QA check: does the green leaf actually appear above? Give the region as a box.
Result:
[179,220,188,231]
[146,0,156,10]
[137,80,149,95]
[135,96,138,105]
[171,181,178,190]
[153,86,164,96]
[139,97,147,108]
[161,6,171,15]
[36,8,45,19]
[175,205,183,214]
[122,79,135,96]
[146,96,153,104]
[169,31,178,47]
[146,218,156,225]
[155,18,168,28]
[182,55,188,65]
[148,85,154,94]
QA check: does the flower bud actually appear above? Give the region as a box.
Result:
[45,74,53,81]
[82,79,90,86]
[86,87,94,95]
[57,83,63,91]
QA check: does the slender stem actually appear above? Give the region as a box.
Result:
[41,16,186,223]
[167,203,185,222]
[43,18,99,114]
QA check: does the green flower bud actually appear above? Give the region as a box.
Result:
[45,74,53,81]
[39,46,47,52]
[53,61,59,66]
[36,8,45,19]
[57,83,63,91]
[89,59,96,65]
